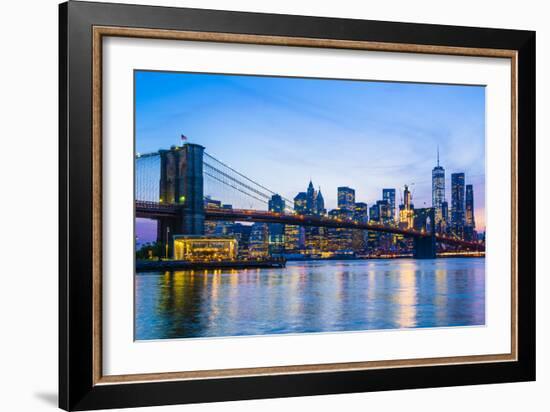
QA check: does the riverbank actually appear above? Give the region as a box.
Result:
[136,253,484,272]
[284,252,485,262]
[136,259,286,272]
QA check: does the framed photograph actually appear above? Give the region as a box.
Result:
[59,1,535,410]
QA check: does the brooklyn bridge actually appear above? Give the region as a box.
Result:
[135,143,485,259]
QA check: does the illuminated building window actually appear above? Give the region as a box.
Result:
[173,235,238,261]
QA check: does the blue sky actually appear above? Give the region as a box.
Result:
[135,70,485,230]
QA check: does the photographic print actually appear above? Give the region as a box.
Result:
[134,71,486,341]
[60,5,534,408]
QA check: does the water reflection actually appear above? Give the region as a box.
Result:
[135,258,485,340]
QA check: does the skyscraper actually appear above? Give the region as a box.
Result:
[403,184,412,210]
[291,191,306,253]
[377,200,392,224]
[294,192,307,214]
[315,187,326,215]
[399,185,414,229]
[306,180,316,214]
[354,202,369,223]
[353,202,369,252]
[268,194,285,213]
[464,184,476,240]
[337,186,355,210]
[441,201,449,227]
[432,147,446,232]
[382,189,396,222]
[451,173,465,238]
[369,203,380,222]
[465,185,475,227]
[367,203,381,252]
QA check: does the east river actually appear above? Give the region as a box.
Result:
[135,258,485,340]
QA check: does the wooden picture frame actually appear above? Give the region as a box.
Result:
[59,1,535,410]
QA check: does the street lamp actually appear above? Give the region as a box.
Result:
[165,226,170,259]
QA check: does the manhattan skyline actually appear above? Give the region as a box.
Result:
[135,70,486,230]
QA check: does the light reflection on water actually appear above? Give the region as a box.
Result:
[135,258,485,340]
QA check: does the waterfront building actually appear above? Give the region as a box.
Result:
[284,225,303,253]
[291,189,308,253]
[464,184,476,241]
[382,189,396,222]
[248,223,269,258]
[305,226,328,255]
[432,148,446,232]
[375,200,392,251]
[451,173,466,238]
[328,208,354,252]
[173,235,238,261]
[268,194,285,255]
[353,202,369,252]
[367,203,381,252]
[230,223,252,259]
[337,186,355,210]
[379,197,396,251]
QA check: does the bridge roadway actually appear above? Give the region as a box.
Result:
[135,200,485,251]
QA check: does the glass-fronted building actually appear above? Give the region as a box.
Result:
[337,186,355,210]
[451,172,466,237]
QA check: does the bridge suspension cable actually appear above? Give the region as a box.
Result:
[135,153,160,202]
[203,152,294,212]
[135,149,294,212]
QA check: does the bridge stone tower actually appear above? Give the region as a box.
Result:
[413,208,436,259]
[159,144,205,246]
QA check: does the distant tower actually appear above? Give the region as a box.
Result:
[403,185,412,210]
[377,200,391,224]
[464,184,476,240]
[337,186,355,210]
[293,192,308,214]
[315,187,326,215]
[451,173,466,238]
[399,185,414,229]
[441,200,449,225]
[432,146,446,232]
[306,180,316,214]
[465,185,475,227]
[353,202,369,223]
[382,188,396,222]
[268,194,285,212]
